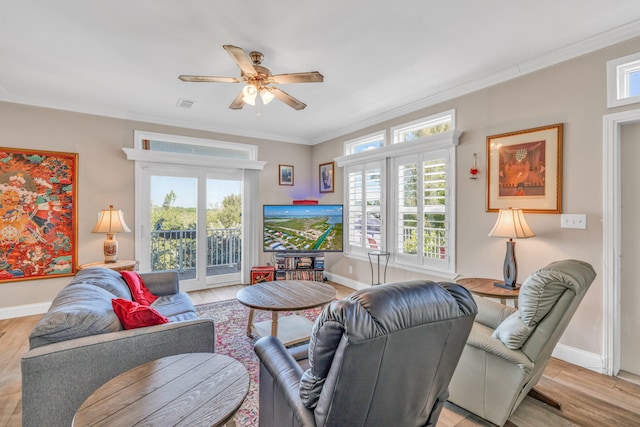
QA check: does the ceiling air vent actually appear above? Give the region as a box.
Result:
[176,98,195,109]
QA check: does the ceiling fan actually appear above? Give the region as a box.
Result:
[179,45,324,110]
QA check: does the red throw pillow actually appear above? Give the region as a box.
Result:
[120,271,158,305]
[112,298,170,330]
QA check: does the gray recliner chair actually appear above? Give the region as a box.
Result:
[254,279,478,427]
[447,259,596,426]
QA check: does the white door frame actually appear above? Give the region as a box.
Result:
[603,108,640,375]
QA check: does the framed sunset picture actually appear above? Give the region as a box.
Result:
[487,124,563,214]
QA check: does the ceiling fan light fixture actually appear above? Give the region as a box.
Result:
[242,84,257,105]
[260,88,275,105]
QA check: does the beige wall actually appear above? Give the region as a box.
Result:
[3,35,640,360]
[0,101,311,312]
[313,36,640,357]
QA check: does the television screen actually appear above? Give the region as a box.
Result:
[263,204,343,252]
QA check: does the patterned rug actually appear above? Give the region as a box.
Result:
[195,299,323,427]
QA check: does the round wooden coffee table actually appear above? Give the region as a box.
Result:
[73,353,249,427]
[236,280,337,346]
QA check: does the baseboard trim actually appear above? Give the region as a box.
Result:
[324,272,369,291]
[0,302,50,320]
[552,343,605,373]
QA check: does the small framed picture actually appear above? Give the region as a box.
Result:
[319,161,335,193]
[279,165,294,186]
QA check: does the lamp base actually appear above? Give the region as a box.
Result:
[495,238,518,289]
[493,281,520,290]
[104,233,118,263]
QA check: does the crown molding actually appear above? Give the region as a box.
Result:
[310,20,640,145]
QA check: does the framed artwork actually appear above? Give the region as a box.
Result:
[0,147,78,283]
[319,161,335,193]
[487,123,563,213]
[279,164,294,186]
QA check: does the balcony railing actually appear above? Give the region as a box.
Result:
[150,227,241,273]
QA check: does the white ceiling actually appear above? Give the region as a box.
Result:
[2,1,640,145]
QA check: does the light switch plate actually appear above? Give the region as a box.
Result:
[560,214,587,229]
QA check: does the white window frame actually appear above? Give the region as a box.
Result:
[392,109,455,143]
[336,111,460,278]
[124,131,266,289]
[607,52,640,108]
[345,161,385,256]
[344,131,386,155]
[392,149,452,273]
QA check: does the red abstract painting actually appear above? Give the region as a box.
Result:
[0,147,77,283]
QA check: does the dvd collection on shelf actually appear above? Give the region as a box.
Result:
[275,252,325,281]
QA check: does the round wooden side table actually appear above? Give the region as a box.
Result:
[456,277,520,307]
[76,259,139,272]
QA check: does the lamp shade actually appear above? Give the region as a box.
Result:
[488,208,535,239]
[242,84,257,106]
[91,205,131,234]
[260,88,275,104]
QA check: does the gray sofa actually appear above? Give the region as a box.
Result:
[21,267,215,427]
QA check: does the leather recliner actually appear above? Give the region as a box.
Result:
[447,259,597,426]
[254,279,477,427]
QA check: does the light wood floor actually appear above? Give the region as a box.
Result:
[2,283,640,427]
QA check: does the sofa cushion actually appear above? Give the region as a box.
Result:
[491,311,534,350]
[151,293,198,322]
[120,271,158,305]
[68,267,132,299]
[29,283,122,349]
[112,298,170,330]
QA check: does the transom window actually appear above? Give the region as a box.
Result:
[392,111,453,143]
[607,52,640,108]
[344,132,385,155]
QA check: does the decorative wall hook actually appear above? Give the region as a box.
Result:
[470,153,479,180]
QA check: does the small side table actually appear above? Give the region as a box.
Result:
[367,251,390,286]
[77,259,139,272]
[456,277,520,307]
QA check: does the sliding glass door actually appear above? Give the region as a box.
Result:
[139,166,242,288]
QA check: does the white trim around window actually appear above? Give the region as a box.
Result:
[607,52,640,108]
[337,129,461,278]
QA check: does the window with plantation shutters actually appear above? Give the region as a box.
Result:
[335,109,458,277]
[346,161,383,254]
[396,151,450,271]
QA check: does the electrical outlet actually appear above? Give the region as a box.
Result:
[560,214,587,229]
[348,265,353,274]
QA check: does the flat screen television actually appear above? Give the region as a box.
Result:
[263,204,343,252]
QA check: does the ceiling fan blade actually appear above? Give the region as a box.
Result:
[179,75,241,83]
[270,72,324,84]
[229,90,245,110]
[271,87,307,110]
[223,45,257,76]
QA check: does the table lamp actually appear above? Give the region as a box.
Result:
[91,205,131,263]
[488,207,535,289]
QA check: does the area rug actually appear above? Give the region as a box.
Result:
[195,299,323,427]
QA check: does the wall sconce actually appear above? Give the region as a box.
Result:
[470,153,479,180]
